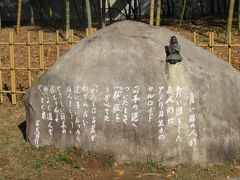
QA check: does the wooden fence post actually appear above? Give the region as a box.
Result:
[208,32,213,53]
[9,31,17,104]
[90,28,94,34]
[211,32,215,54]
[27,32,32,87]
[39,31,44,75]
[86,28,97,37]
[69,29,74,48]
[228,31,232,64]
[86,28,89,37]
[193,32,197,45]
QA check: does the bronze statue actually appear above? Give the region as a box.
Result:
[165,36,183,64]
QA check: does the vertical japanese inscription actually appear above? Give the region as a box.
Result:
[37,85,198,147]
[188,92,198,147]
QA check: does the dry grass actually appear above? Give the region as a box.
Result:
[0,102,240,179]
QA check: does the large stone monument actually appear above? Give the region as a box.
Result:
[24,20,240,164]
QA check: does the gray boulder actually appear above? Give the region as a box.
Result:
[24,20,240,164]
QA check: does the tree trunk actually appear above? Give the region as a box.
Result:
[166,0,171,17]
[127,0,132,18]
[97,0,101,28]
[107,0,112,23]
[82,0,86,23]
[122,0,128,18]
[48,0,53,21]
[85,0,92,28]
[149,0,155,25]
[16,0,22,34]
[199,0,204,16]
[66,0,70,37]
[38,0,46,22]
[134,0,138,19]
[210,0,215,15]
[179,0,186,28]
[92,0,98,22]
[226,0,235,42]
[156,0,161,26]
[138,0,142,19]
[238,0,240,34]
[189,0,193,18]
[217,0,221,15]
[223,0,227,16]
[102,0,106,27]
[30,0,35,25]
[72,0,81,23]
[170,0,175,17]
[0,3,1,29]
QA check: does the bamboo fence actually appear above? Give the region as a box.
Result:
[0,28,96,105]
[193,31,239,64]
[0,30,238,105]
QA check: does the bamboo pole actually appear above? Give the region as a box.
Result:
[193,32,197,45]
[86,28,90,37]
[226,0,235,41]
[211,32,215,54]
[86,28,97,37]
[39,31,44,75]
[0,90,25,94]
[179,0,187,28]
[90,28,94,34]
[9,31,17,104]
[56,30,60,59]
[48,0,53,20]
[156,0,161,26]
[0,41,76,45]
[149,0,155,25]
[30,0,35,25]
[0,67,49,70]
[228,32,232,64]
[238,0,240,35]
[16,0,22,34]
[101,0,106,28]
[210,32,213,53]
[208,32,214,53]
[208,32,212,53]
[70,29,74,48]
[28,32,32,87]
[0,56,3,104]
[66,0,70,38]
[208,32,211,52]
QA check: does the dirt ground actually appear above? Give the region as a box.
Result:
[1,20,240,179]
[1,102,240,179]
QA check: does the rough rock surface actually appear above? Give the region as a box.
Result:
[24,20,240,164]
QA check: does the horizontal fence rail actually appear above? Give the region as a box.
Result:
[0,28,96,105]
[193,31,240,64]
[0,29,238,105]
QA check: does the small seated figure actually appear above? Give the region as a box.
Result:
[165,36,183,64]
